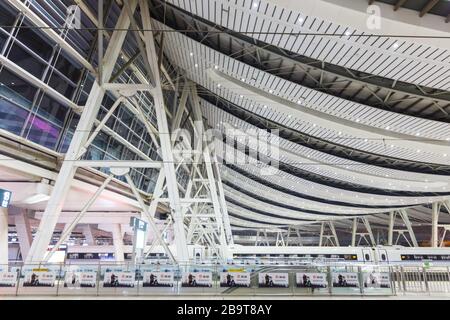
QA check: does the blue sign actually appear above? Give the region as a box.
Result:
[0,189,11,208]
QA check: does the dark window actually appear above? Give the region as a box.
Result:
[365,253,370,261]
[8,43,46,78]
[0,99,28,135]
[47,72,76,98]
[381,253,386,261]
[0,69,37,103]
[16,26,53,61]
[35,94,68,127]
[24,116,61,149]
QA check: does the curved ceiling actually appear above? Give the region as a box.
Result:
[149,0,450,231]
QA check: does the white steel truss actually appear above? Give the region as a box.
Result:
[25,0,199,263]
[174,82,232,260]
[319,221,340,247]
[388,209,419,247]
[351,217,376,247]
[24,1,233,263]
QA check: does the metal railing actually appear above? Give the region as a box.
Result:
[0,262,400,297]
[390,265,450,294]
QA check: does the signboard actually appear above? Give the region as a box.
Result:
[401,254,450,261]
[142,272,174,287]
[296,273,328,288]
[64,271,97,288]
[258,273,289,288]
[103,272,135,288]
[0,189,11,208]
[363,272,390,288]
[181,272,212,287]
[23,271,55,287]
[0,272,17,287]
[332,272,360,288]
[66,252,116,260]
[220,272,251,288]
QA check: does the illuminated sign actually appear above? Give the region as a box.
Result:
[0,189,12,208]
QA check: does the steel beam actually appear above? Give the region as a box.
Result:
[25,2,137,263]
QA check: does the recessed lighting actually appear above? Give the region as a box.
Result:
[298,17,304,23]
[217,84,221,88]
[392,42,399,49]
[345,31,351,36]
[253,2,258,8]
[194,63,198,67]
[269,89,273,93]
[214,65,219,69]
[263,105,267,108]
[239,95,243,98]
[189,52,193,56]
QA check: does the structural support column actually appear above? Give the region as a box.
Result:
[399,209,418,247]
[388,211,394,246]
[431,202,440,248]
[140,0,188,261]
[25,3,136,263]
[362,217,376,246]
[14,211,32,260]
[82,225,95,246]
[111,224,124,263]
[0,208,8,265]
[351,218,357,247]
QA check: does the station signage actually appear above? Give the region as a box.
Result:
[0,189,11,208]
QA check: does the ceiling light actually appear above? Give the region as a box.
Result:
[392,42,399,49]
[253,2,258,8]
[345,31,351,36]
[189,52,193,56]
[194,63,198,68]
[214,65,219,69]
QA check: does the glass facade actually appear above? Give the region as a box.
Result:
[0,1,190,195]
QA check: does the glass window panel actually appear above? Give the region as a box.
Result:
[24,116,61,149]
[0,69,37,104]
[16,24,54,60]
[0,99,28,135]
[8,43,47,79]
[106,139,123,159]
[47,72,75,98]
[53,55,82,83]
[35,94,68,127]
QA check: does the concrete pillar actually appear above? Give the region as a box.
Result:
[14,211,32,260]
[431,202,440,248]
[111,224,124,263]
[82,225,95,245]
[0,208,8,265]
[388,212,394,246]
[351,218,357,247]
